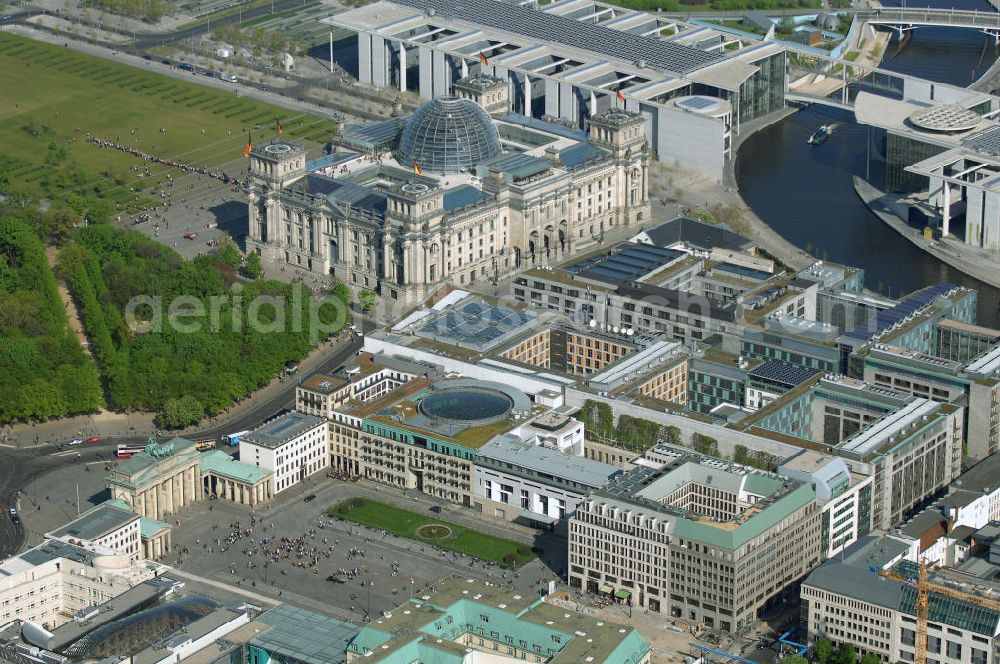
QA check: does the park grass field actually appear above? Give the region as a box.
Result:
[0,32,336,208]
[329,498,538,569]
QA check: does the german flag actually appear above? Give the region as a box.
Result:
[412,160,422,176]
[616,88,625,104]
[275,118,284,134]
[478,52,489,66]
[243,133,252,158]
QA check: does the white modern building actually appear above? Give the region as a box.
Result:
[240,411,328,495]
[0,539,161,628]
[44,503,142,563]
[473,419,621,525]
[326,0,787,182]
[779,450,874,559]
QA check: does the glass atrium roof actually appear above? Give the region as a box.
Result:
[397,97,502,174]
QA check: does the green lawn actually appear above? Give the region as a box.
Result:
[0,32,336,208]
[328,498,537,569]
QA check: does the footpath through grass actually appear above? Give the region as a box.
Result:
[328,498,537,569]
[0,32,336,208]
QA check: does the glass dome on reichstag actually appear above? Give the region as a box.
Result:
[396,96,502,174]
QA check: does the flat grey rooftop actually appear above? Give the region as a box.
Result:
[391,0,725,76]
[243,412,325,449]
[952,453,1000,494]
[478,436,621,489]
[48,503,138,542]
[803,535,908,610]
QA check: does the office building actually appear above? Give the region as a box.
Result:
[240,411,328,495]
[0,539,161,629]
[801,535,1000,664]
[346,576,651,663]
[569,446,822,633]
[44,503,142,562]
[327,0,787,181]
[742,375,963,530]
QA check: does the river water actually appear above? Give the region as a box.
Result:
[735,0,1000,324]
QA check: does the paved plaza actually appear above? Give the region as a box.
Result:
[26,459,559,623]
[168,479,558,622]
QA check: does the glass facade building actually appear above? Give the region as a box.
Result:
[738,51,786,123]
[885,132,948,193]
[396,96,502,173]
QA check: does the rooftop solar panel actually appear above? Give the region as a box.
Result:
[842,283,957,342]
[964,125,1000,157]
[392,0,725,75]
[681,96,717,110]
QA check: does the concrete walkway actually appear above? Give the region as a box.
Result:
[854,176,1000,289]
[725,109,816,272]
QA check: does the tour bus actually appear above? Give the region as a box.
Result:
[115,443,146,458]
[196,439,216,451]
[221,430,250,446]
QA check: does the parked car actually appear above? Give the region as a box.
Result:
[183,231,198,240]
[68,438,83,446]
[303,494,316,503]
[86,436,101,444]
[178,62,193,71]
[429,505,442,513]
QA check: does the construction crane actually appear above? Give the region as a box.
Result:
[879,559,1000,664]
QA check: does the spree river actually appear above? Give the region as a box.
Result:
[735,0,1000,324]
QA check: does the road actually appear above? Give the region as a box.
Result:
[0,333,362,560]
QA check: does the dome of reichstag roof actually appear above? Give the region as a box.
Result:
[396,96,502,174]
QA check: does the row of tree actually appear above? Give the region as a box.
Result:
[801,638,882,664]
[58,225,346,428]
[0,217,104,423]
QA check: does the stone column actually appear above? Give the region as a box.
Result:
[942,183,952,237]
[164,480,173,515]
[523,74,531,116]
[358,32,373,86]
[401,240,411,285]
[151,485,159,520]
[189,467,198,502]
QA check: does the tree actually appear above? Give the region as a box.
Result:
[814,638,834,664]
[833,643,856,664]
[784,656,809,664]
[860,654,880,664]
[359,289,376,312]
[218,241,242,271]
[664,425,682,446]
[35,207,80,245]
[244,251,263,279]
[157,395,204,429]
[691,433,719,456]
[331,279,350,304]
